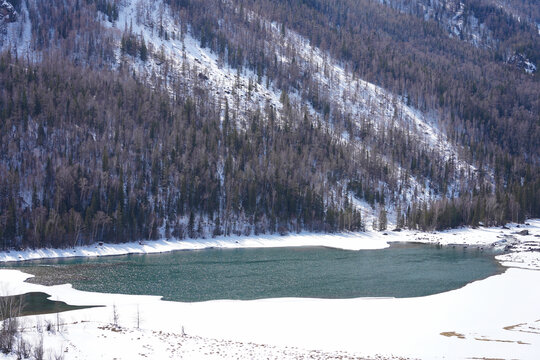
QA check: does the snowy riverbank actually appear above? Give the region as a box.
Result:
[404,219,540,270]
[0,231,390,263]
[1,220,540,359]
[2,219,539,270]
[1,267,540,359]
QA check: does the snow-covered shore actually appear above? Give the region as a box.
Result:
[1,220,540,359]
[2,219,539,270]
[0,231,390,263]
[404,219,540,270]
[1,267,540,359]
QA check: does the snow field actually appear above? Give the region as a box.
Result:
[1,265,540,359]
[1,220,540,359]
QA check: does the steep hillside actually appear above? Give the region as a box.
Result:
[376,0,538,73]
[109,0,476,202]
[0,0,539,249]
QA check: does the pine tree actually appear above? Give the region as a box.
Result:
[188,211,195,238]
[140,36,148,62]
[378,208,387,231]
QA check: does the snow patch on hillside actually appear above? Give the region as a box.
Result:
[0,0,32,57]
[254,10,478,204]
[380,0,496,49]
[266,19,471,173]
[103,0,283,126]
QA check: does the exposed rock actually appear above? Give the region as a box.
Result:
[0,1,17,25]
[507,53,537,74]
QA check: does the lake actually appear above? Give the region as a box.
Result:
[3,243,504,302]
[0,292,97,320]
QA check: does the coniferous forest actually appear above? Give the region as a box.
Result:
[0,0,539,249]
[0,52,366,249]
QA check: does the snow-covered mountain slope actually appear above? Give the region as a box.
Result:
[0,0,31,53]
[102,0,476,211]
[262,18,470,166]
[0,0,499,228]
[108,0,460,152]
[376,0,538,73]
[0,0,481,222]
[102,0,283,126]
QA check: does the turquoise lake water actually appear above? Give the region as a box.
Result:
[3,243,504,302]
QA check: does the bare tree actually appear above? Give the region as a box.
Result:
[135,305,141,329]
[0,294,22,354]
[112,304,119,328]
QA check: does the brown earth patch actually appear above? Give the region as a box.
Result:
[503,323,526,331]
[474,337,530,345]
[440,331,465,339]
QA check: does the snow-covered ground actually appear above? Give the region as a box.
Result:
[403,219,540,270]
[0,231,389,263]
[1,220,540,359]
[2,219,539,269]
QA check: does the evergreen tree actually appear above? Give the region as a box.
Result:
[378,208,387,231]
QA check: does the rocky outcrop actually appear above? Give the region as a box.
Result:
[0,1,17,25]
[506,52,537,74]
